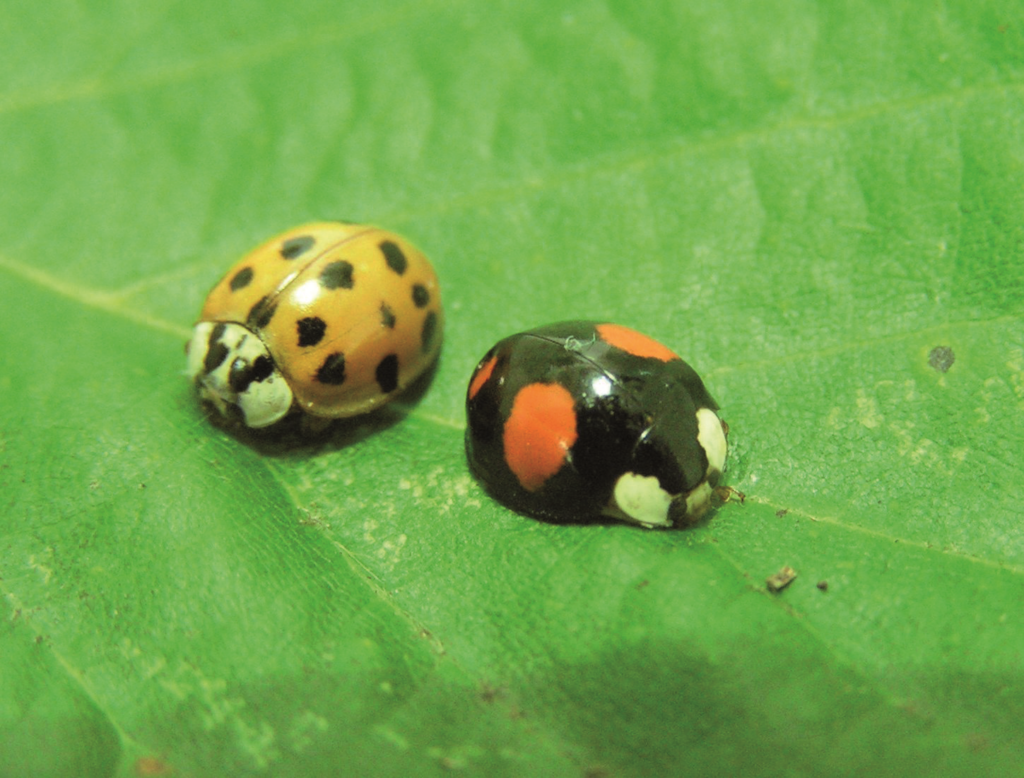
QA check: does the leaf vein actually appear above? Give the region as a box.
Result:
[744,496,1024,575]
[707,312,1022,378]
[262,460,448,656]
[1,583,155,770]
[0,254,190,340]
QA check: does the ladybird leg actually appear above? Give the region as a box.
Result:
[714,485,745,504]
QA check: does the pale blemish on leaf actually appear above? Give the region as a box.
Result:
[428,744,486,770]
[1007,348,1024,404]
[118,638,167,680]
[976,376,1007,424]
[855,389,883,429]
[826,406,845,428]
[374,724,409,751]
[363,517,379,542]
[158,662,281,768]
[286,710,329,753]
[27,552,54,584]
[397,476,425,499]
[888,420,968,476]
[234,717,280,770]
[376,533,408,566]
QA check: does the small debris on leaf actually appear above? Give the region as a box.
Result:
[479,682,505,703]
[928,346,955,373]
[816,580,828,592]
[766,566,797,593]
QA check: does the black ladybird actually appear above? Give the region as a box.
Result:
[465,321,728,528]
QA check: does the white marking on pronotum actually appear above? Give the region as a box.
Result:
[187,321,293,428]
[696,408,727,478]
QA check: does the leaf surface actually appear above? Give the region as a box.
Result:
[2,1,1023,776]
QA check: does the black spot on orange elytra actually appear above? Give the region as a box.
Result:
[297,317,327,347]
[380,241,408,275]
[421,311,437,352]
[281,235,315,259]
[229,266,254,291]
[320,260,354,290]
[412,284,430,308]
[375,354,399,393]
[247,296,277,329]
[316,352,346,385]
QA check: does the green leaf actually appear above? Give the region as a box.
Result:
[3,0,1023,776]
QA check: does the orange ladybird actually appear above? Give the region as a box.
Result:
[187,222,442,428]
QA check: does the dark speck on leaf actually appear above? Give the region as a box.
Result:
[928,346,955,373]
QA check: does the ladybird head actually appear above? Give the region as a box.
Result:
[186,322,293,428]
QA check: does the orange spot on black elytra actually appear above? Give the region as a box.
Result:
[596,323,678,362]
[503,383,577,492]
[468,355,497,401]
